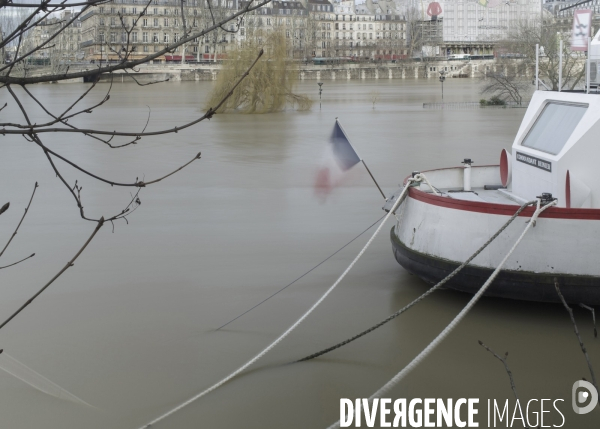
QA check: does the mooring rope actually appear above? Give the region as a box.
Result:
[419,173,441,196]
[326,198,557,429]
[295,199,536,363]
[215,214,387,331]
[139,175,424,429]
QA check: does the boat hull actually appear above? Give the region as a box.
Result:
[391,228,600,304]
[388,166,600,305]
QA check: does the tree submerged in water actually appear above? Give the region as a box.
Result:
[207,32,312,113]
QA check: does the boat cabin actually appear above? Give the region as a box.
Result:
[506,90,600,208]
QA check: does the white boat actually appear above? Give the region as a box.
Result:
[385,90,600,304]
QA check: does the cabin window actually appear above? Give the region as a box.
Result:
[521,101,587,155]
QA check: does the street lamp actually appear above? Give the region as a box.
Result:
[439,70,446,100]
[318,82,323,109]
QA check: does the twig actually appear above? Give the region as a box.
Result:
[0,253,35,269]
[0,218,104,332]
[0,0,109,7]
[19,78,138,149]
[0,2,99,74]
[3,50,264,138]
[33,138,199,188]
[40,143,142,222]
[478,340,525,424]
[555,278,598,391]
[123,69,169,86]
[0,182,38,258]
[579,304,597,339]
[0,0,271,84]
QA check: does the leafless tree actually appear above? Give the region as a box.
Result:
[0,0,270,334]
[501,21,586,91]
[480,60,531,105]
[405,6,423,60]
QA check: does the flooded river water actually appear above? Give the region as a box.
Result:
[0,78,597,428]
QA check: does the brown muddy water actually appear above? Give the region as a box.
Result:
[0,79,598,428]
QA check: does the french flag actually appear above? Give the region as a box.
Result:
[315,119,361,198]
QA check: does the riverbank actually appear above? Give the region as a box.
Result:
[29,59,539,84]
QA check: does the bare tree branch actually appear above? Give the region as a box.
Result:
[478,340,525,420]
[0,218,104,332]
[0,182,38,258]
[0,0,272,84]
[0,253,35,269]
[17,79,139,149]
[579,304,598,339]
[2,49,265,138]
[555,278,598,391]
[0,0,109,7]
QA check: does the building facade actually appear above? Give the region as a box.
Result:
[23,11,82,63]
[80,0,239,62]
[78,0,406,61]
[396,0,541,57]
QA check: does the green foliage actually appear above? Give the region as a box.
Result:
[206,31,312,113]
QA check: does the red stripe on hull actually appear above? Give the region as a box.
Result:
[408,187,600,220]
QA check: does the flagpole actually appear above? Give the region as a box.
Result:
[361,159,387,200]
[336,118,387,200]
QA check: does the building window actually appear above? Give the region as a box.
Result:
[153,32,158,42]
[99,31,105,42]
[132,7,137,14]
[110,32,116,43]
[164,18,169,26]
[132,32,138,42]
[143,45,149,52]
[143,18,148,26]
[164,33,169,43]
[153,18,158,26]
[174,33,179,42]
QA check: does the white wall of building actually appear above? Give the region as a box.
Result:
[442,0,540,43]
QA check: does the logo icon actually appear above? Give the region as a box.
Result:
[572,380,598,414]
